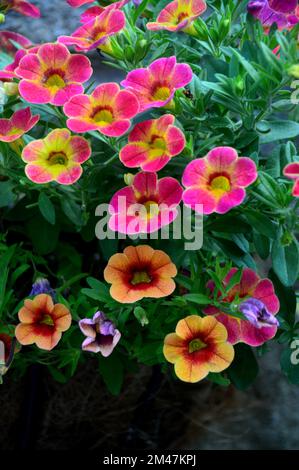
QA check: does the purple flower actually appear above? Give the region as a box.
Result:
[79,311,121,357]
[239,298,279,329]
[247,0,298,30]
[29,278,56,300]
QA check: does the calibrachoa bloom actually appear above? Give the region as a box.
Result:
[15,42,93,106]
[15,294,72,351]
[80,1,130,23]
[1,0,40,17]
[64,82,139,137]
[204,268,280,347]
[182,146,258,214]
[283,162,299,197]
[0,30,32,55]
[104,245,177,303]
[0,108,39,143]
[120,114,185,172]
[163,315,234,383]
[247,0,299,30]
[58,8,125,52]
[29,278,56,301]
[79,311,121,356]
[0,46,38,81]
[239,298,279,329]
[121,56,193,112]
[109,171,183,234]
[147,0,207,33]
[21,128,91,185]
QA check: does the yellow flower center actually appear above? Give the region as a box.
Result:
[144,200,160,219]
[47,152,67,166]
[152,136,166,151]
[153,86,171,101]
[176,12,189,24]
[210,175,231,195]
[188,338,206,353]
[45,73,65,90]
[131,271,152,285]
[93,109,113,125]
[40,314,54,326]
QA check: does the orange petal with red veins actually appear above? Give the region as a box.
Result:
[151,250,177,277]
[32,293,54,313]
[124,245,155,265]
[52,303,72,331]
[201,316,228,344]
[174,355,209,383]
[103,253,131,283]
[35,330,62,351]
[163,333,186,363]
[207,343,234,372]
[15,323,36,345]
[175,315,204,341]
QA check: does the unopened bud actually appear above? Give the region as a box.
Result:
[3,82,19,96]
[124,173,134,186]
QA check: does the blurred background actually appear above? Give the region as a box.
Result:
[1,0,299,451]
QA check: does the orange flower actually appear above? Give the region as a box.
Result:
[104,245,177,303]
[163,315,234,383]
[15,294,72,351]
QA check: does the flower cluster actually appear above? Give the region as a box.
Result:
[0,0,297,389]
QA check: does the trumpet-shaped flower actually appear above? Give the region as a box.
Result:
[58,8,125,52]
[163,315,234,383]
[182,146,258,214]
[147,0,207,33]
[67,0,94,6]
[21,128,91,185]
[1,0,40,17]
[64,82,139,137]
[79,311,121,356]
[0,30,32,55]
[15,42,93,106]
[109,172,183,234]
[104,245,177,303]
[247,0,299,30]
[283,162,299,197]
[0,45,39,81]
[15,294,72,351]
[80,1,130,23]
[120,114,185,172]
[204,268,280,347]
[121,56,193,112]
[0,108,39,143]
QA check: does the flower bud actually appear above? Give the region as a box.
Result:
[3,82,19,97]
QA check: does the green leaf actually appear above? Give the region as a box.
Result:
[61,198,82,226]
[25,215,59,255]
[260,121,299,144]
[280,345,299,385]
[38,192,55,225]
[183,294,210,305]
[228,344,259,390]
[98,352,124,395]
[207,372,230,387]
[272,237,299,287]
[245,210,277,239]
[253,231,270,260]
[269,270,297,326]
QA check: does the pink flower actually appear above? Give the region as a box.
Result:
[21,128,91,185]
[0,47,39,81]
[67,0,94,7]
[2,0,40,18]
[80,1,130,23]
[147,0,207,33]
[283,162,299,197]
[63,82,140,137]
[58,8,125,52]
[182,146,258,215]
[15,42,93,106]
[121,56,193,112]
[204,268,280,347]
[120,114,185,172]
[108,172,183,234]
[0,108,39,143]
[0,30,32,55]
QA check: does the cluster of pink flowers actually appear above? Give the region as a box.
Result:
[1,0,296,383]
